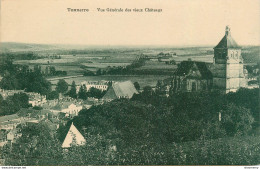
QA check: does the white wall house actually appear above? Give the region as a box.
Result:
[61,103,83,116]
[50,103,83,118]
[76,81,109,93]
[27,92,47,107]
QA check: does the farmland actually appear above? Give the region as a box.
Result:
[2,42,259,88]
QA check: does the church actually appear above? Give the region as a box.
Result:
[172,26,248,93]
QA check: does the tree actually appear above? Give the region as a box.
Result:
[155,80,163,95]
[87,87,103,99]
[143,86,154,97]
[221,103,254,136]
[33,65,41,74]
[78,85,87,100]
[47,91,59,100]
[134,82,140,91]
[0,73,19,90]
[0,94,3,103]
[2,123,63,165]
[56,79,68,94]
[11,92,29,109]
[0,92,29,116]
[50,66,56,75]
[96,69,102,75]
[67,81,77,98]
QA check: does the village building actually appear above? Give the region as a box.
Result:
[6,129,21,143]
[0,90,47,106]
[50,102,83,118]
[172,26,248,93]
[26,92,47,107]
[62,122,86,148]
[81,99,96,109]
[17,108,51,121]
[102,81,138,101]
[76,81,109,93]
[0,115,26,146]
[0,89,25,100]
[157,52,176,64]
[0,114,26,130]
[41,99,59,109]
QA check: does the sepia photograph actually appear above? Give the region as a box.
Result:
[0,0,259,167]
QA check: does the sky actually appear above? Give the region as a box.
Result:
[1,0,260,46]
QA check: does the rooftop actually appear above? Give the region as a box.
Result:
[62,122,86,148]
[103,81,138,100]
[0,114,20,123]
[214,26,240,49]
[175,61,212,79]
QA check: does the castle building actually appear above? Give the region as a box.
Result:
[172,26,248,93]
[212,26,247,93]
[172,61,213,92]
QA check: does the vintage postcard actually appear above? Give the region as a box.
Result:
[0,0,259,167]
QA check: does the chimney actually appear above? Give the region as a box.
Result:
[225,25,231,36]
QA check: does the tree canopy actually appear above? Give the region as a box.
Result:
[56,79,69,94]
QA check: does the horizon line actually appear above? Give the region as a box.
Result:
[1,41,260,48]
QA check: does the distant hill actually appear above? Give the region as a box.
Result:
[0,42,60,52]
[0,42,259,63]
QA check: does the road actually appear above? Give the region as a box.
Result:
[47,75,84,81]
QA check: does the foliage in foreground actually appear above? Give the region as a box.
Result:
[2,125,260,165]
[1,88,259,165]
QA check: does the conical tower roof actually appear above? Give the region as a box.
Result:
[62,122,86,148]
[214,26,240,49]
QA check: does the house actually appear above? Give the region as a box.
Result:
[26,92,47,107]
[50,102,83,118]
[0,89,25,100]
[41,99,59,110]
[17,108,50,121]
[6,129,21,143]
[102,81,138,101]
[62,122,86,148]
[172,61,213,92]
[0,114,25,130]
[76,81,109,93]
[81,99,95,109]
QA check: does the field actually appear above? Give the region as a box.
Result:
[4,42,260,86]
[12,46,216,76]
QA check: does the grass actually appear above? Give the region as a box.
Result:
[136,61,177,70]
